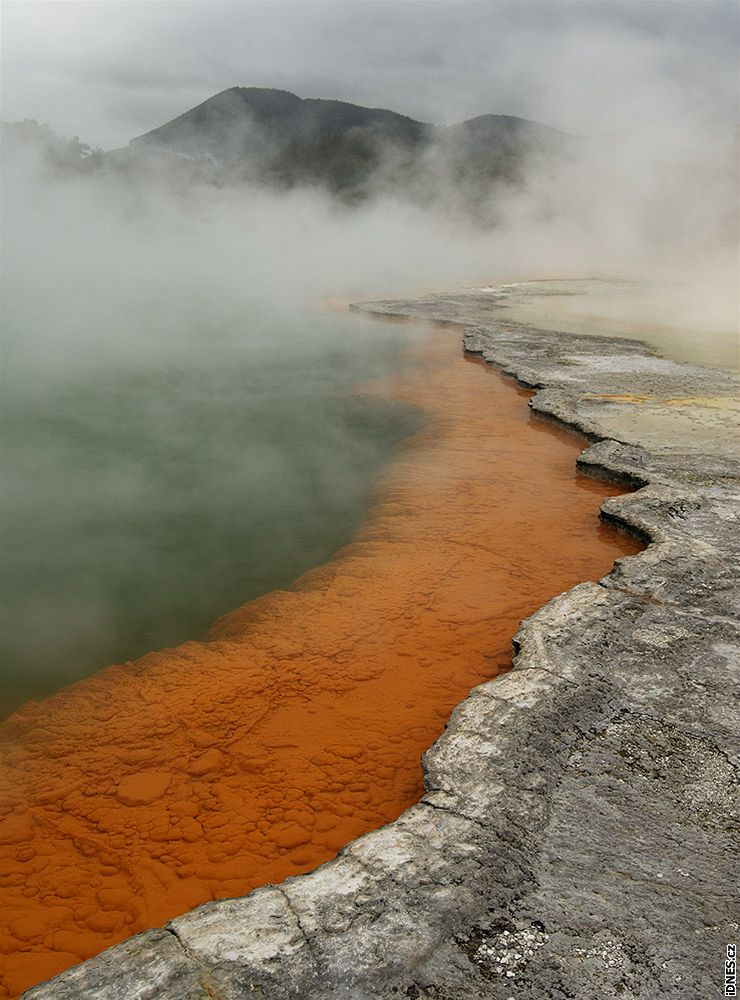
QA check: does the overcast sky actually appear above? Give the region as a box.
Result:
[2,0,738,150]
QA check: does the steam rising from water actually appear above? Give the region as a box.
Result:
[1,1,738,708]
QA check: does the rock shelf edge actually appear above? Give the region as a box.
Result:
[25,292,740,1000]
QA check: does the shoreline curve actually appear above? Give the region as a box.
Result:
[23,291,740,1000]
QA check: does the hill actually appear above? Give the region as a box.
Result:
[119,87,571,204]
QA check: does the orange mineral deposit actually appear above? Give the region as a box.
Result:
[0,326,642,997]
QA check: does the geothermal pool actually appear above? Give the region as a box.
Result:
[0,310,422,717]
[0,318,642,998]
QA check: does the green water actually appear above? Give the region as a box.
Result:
[0,313,422,717]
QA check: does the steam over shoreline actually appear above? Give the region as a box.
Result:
[1,0,738,702]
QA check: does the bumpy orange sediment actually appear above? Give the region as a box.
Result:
[0,330,642,997]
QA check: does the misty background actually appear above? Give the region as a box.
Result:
[1,1,738,713]
[3,1,738,149]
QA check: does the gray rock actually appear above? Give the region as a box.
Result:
[25,290,740,999]
[20,929,212,999]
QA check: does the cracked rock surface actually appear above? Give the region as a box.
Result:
[25,291,740,999]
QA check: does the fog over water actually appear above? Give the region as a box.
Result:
[1,1,738,712]
[1,173,450,713]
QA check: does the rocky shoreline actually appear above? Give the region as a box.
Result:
[25,291,740,999]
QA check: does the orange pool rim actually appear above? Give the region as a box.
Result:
[0,323,642,997]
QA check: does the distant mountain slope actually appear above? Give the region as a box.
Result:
[118,87,571,206]
[131,87,430,154]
